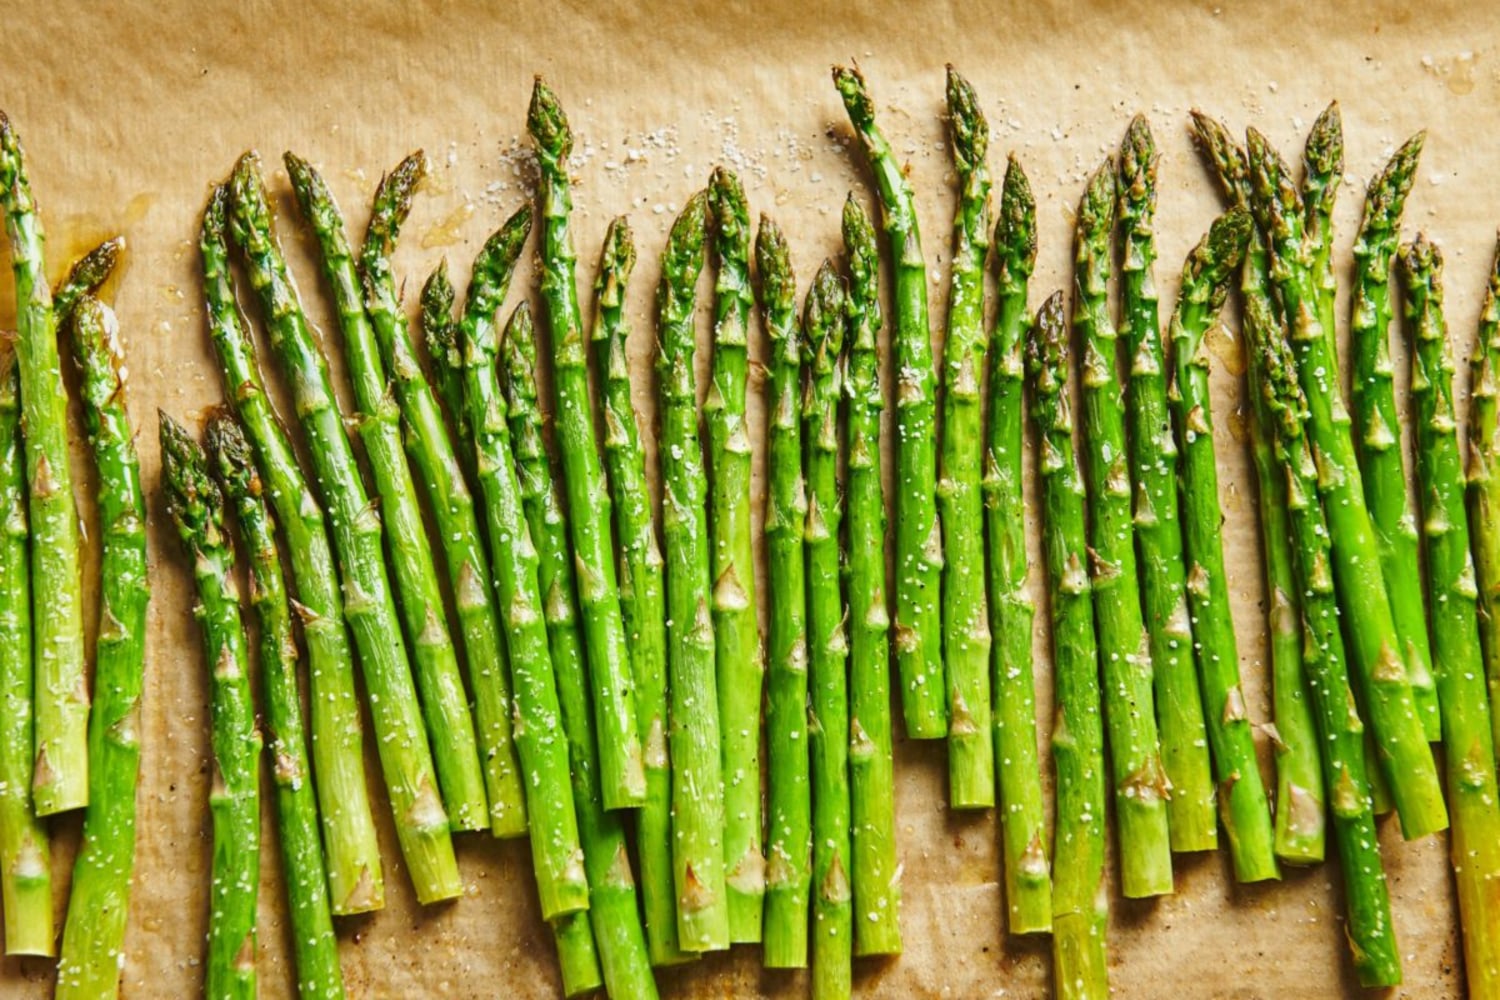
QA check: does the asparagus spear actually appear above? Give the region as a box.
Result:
[940,68,995,809]
[52,237,123,324]
[1469,237,1500,756]
[284,152,488,833]
[656,192,730,953]
[588,217,690,967]
[199,185,384,914]
[1348,134,1442,742]
[833,65,946,739]
[757,217,812,968]
[227,153,461,901]
[1169,208,1278,883]
[1116,117,1218,855]
[454,208,589,922]
[1028,292,1108,1000]
[1246,130,1448,840]
[1072,162,1173,897]
[983,160,1052,931]
[1257,309,1401,988]
[54,296,149,990]
[528,79,647,811]
[419,263,469,451]
[704,166,768,940]
[360,152,527,836]
[1188,112,1326,859]
[0,112,88,815]
[803,262,852,1000]
[502,303,660,999]
[0,336,50,957]
[1302,103,1343,366]
[842,194,902,956]
[1399,237,1500,995]
[160,413,261,1000]
[206,413,345,1000]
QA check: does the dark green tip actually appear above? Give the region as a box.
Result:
[482,206,535,274]
[597,216,635,311]
[1118,115,1156,221]
[228,151,273,249]
[945,65,988,173]
[1399,233,1442,286]
[841,193,879,299]
[204,408,261,505]
[1304,101,1344,177]
[159,410,222,542]
[202,184,231,247]
[755,215,794,320]
[528,77,573,162]
[996,155,1037,276]
[803,259,846,365]
[1197,208,1254,292]
[0,111,20,180]
[1364,132,1425,233]
[662,191,709,291]
[365,150,428,261]
[709,166,750,246]
[501,301,538,400]
[1189,110,1249,205]
[282,150,317,198]
[55,236,125,321]
[833,65,874,126]
[1244,127,1296,230]
[422,260,454,326]
[1078,160,1116,238]
[1027,290,1069,378]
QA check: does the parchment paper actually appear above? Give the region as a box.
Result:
[2,1,1498,996]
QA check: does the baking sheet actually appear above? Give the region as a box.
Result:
[3,0,1499,995]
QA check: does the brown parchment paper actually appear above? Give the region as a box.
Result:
[3,1,1500,996]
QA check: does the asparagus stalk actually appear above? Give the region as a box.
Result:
[1301,103,1343,366]
[842,194,902,956]
[502,304,660,999]
[454,208,589,922]
[361,152,527,836]
[704,166,768,940]
[206,413,345,1000]
[419,263,469,452]
[1028,292,1108,1000]
[160,413,261,1000]
[199,185,384,914]
[588,217,690,967]
[757,217,812,968]
[833,65,947,738]
[1399,237,1500,995]
[1257,309,1401,988]
[1117,117,1218,855]
[1469,237,1500,756]
[1072,162,1173,897]
[656,192,730,953]
[1246,130,1448,840]
[284,152,488,833]
[803,262,852,1000]
[528,79,647,811]
[1348,134,1442,742]
[983,160,1052,931]
[55,296,149,990]
[940,68,996,808]
[227,154,462,901]
[0,112,88,815]
[1188,112,1326,859]
[0,337,50,957]
[1169,209,1278,883]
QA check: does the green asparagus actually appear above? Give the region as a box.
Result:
[940,68,996,809]
[1117,117,1217,855]
[228,153,461,900]
[285,152,488,833]
[0,336,50,957]
[1246,129,1447,840]
[502,303,660,999]
[1188,112,1325,862]
[528,79,647,811]
[842,194,902,956]
[55,296,150,991]
[1399,236,1500,995]
[1169,208,1278,883]
[1301,103,1342,367]
[160,413,261,1000]
[200,184,384,914]
[419,262,469,451]
[656,192,729,953]
[1258,310,1401,988]
[1028,291,1108,1000]
[0,112,88,815]
[361,151,527,836]
[757,216,812,968]
[705,166,767,940]
[1348,133,1441,741]
[1073,162,1173,897]
[1469,237,1500,756]
[52,236,122,323]
[833,65,946,739]
[454,208,589,922]
[588,217,690,967]
[207,413,345,1000]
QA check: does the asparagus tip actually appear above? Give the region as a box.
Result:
[527,77,572,160]
[945,66,988,172]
